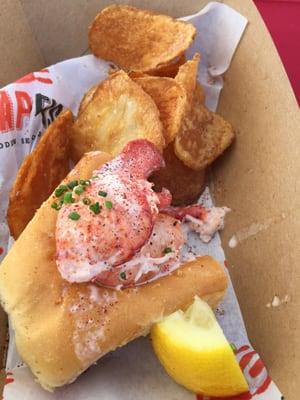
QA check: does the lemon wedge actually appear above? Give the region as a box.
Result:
[151,297,249,397]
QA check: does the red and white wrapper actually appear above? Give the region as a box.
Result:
[0,2,283,399]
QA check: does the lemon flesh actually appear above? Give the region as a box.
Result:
[151,297,249,397]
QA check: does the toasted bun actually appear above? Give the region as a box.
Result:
[0,151,227,390]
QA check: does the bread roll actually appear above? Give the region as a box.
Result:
[0,151,227,390]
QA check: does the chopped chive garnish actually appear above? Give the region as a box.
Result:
[120,272,126,280]
[82,197,91,205]
[230,343,237,353]
[67,180,78,190]
[63,192,74,204]
[51,201,61,210]
[68,211,80,221]
[79,179,91,186]
[74,185,85,195]
[89,202,101,214]
[163,247,173,254]
[54,185,68,197]
[98,190,107,197]
[105,200,113,209]
[91,176,98,180]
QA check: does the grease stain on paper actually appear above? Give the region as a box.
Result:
[266,294,291,308]
[228,211,289,248]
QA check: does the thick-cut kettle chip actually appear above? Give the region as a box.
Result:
[78,84,97,115]
[174,53,233,170]
[70,70,164,161]
[174,93,235,170]
[89,5,196,72]
[7,110,72,239]
[133,76,186,145]
[195,82,206,105]
[151,144,206,206]
[175,53,200,106]
[148,55,187,78]
[128,55,186,80]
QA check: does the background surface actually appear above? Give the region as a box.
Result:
[254,0,300,104]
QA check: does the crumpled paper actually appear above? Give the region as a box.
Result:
[0,2,283,399]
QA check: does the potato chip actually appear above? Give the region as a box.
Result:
[128,55,186,79]
[148,55,186,78]
[133,76,186,144]
[70,70,164,161]
[89,5,196,72]
[7,110,72,239]
[151,144,206,205]
[173,52,233,170]
[175,53,200,106]
[127,71,147,80]
[174,94,235,170]
[195,81,206,105]
[78,84,97,115]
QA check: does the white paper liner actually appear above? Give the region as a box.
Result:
[0,2,283,399]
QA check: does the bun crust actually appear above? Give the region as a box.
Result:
[0,151,227,390]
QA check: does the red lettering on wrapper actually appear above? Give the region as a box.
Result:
[0,91,13,132]
[15,91,32,129]
[4,371,14,386]
[1,371,15,399]
[249,357,264,378]
[239,350,256,370]
[254,375,271,395]
[236,345,250,354]
[15,68,53,85]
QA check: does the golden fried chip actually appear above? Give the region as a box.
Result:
[7,110,72,239]
[78,84,97,115]
[133,76,186,145]
[173,53,233,170]
[70,70,164,161]
[175,53,200,106]
[195,81,206,105]
[127,71,147,80]
[89,5,196,72]
[151,144,206,205]
[148,55,186,78]
[128,55,186,79]
[174,94,235,170]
